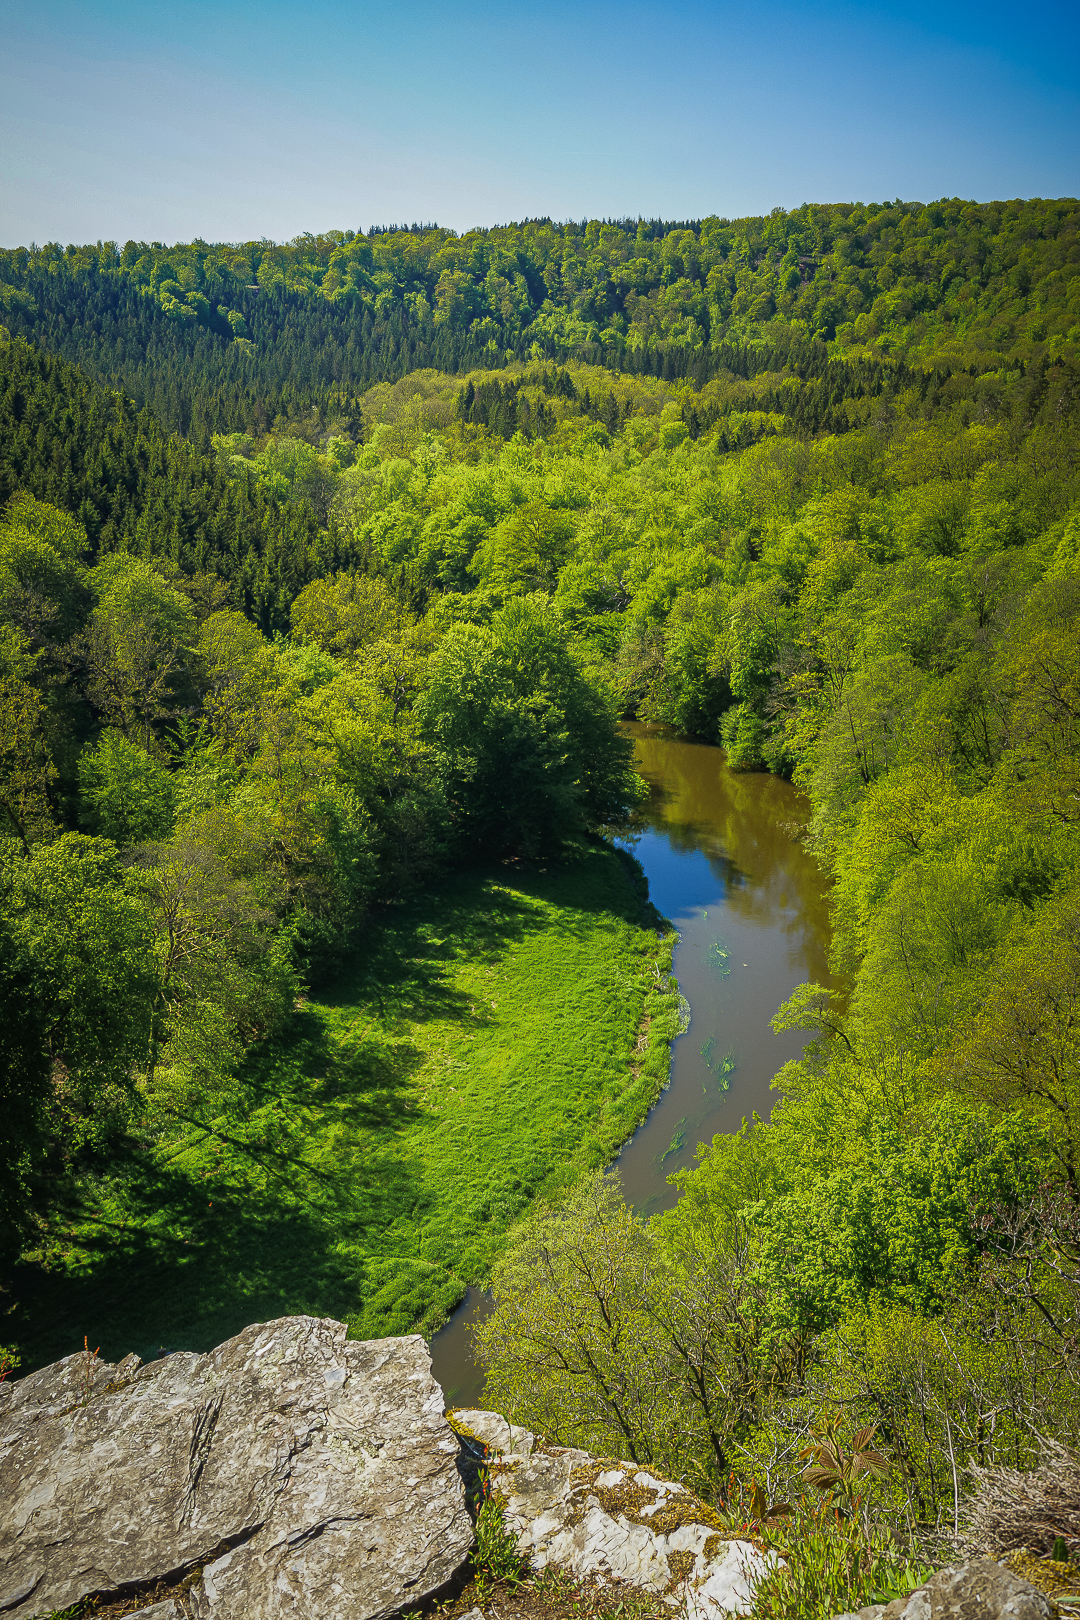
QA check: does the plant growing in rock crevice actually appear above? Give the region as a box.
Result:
[714,1474,793,1551]
[470,1469,528,1601]
[80,1337,99,1407]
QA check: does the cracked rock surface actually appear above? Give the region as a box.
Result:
[0,1316,473,1620]
[452,1408,773,1618]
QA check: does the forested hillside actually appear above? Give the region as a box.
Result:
[0,340,323,625]
[2,201,1080,1596]
[1,196,1076,436]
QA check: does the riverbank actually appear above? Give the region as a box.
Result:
[611,723,835,1209]
[431,722,834,1403]
[6,842,678,1374]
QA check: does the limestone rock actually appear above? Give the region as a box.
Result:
[830,1557,1060,1620]
[452,1406,541,1459]
[0,1316,473,1620]
[885,1559,1059,1617]
[454,1407,774,1617]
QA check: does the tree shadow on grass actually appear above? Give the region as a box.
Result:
[13,1011,429,1371]
[8,848,644,1373]
[317,845,643,1019]
[11,1134,425,1371]
[240,999,427,1126]
[314,866,552,1024]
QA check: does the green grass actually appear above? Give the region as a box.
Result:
[7,842,678,1371]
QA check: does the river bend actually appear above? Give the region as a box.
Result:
[429,723,832,1402]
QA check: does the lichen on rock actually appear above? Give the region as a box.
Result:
[452,1407,774,1617]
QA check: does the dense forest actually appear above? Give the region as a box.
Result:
[0,196,1076,436]
[2,196,1080,1612]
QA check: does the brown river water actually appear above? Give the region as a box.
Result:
[428,722,833,1404]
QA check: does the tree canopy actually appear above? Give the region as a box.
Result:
[3,200,1080,1546]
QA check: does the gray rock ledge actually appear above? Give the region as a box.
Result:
[0,1315,473,1620]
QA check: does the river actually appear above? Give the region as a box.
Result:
[428,721,833,1405]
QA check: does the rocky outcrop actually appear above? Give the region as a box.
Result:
[452,1408,774,1618]
[20,1319,1054,1620]
[0,1316,473,1620]
[833,1557,1060,1620]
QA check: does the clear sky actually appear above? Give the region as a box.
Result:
[2,0,1078,247]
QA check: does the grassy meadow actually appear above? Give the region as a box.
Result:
[6,842,677,1372]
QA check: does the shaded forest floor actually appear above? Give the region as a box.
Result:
[5,842,676,1374]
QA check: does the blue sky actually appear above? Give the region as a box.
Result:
[2,0,1077,245]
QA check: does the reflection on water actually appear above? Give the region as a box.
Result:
[429,722,833,1403]
[613,722,834,1215]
